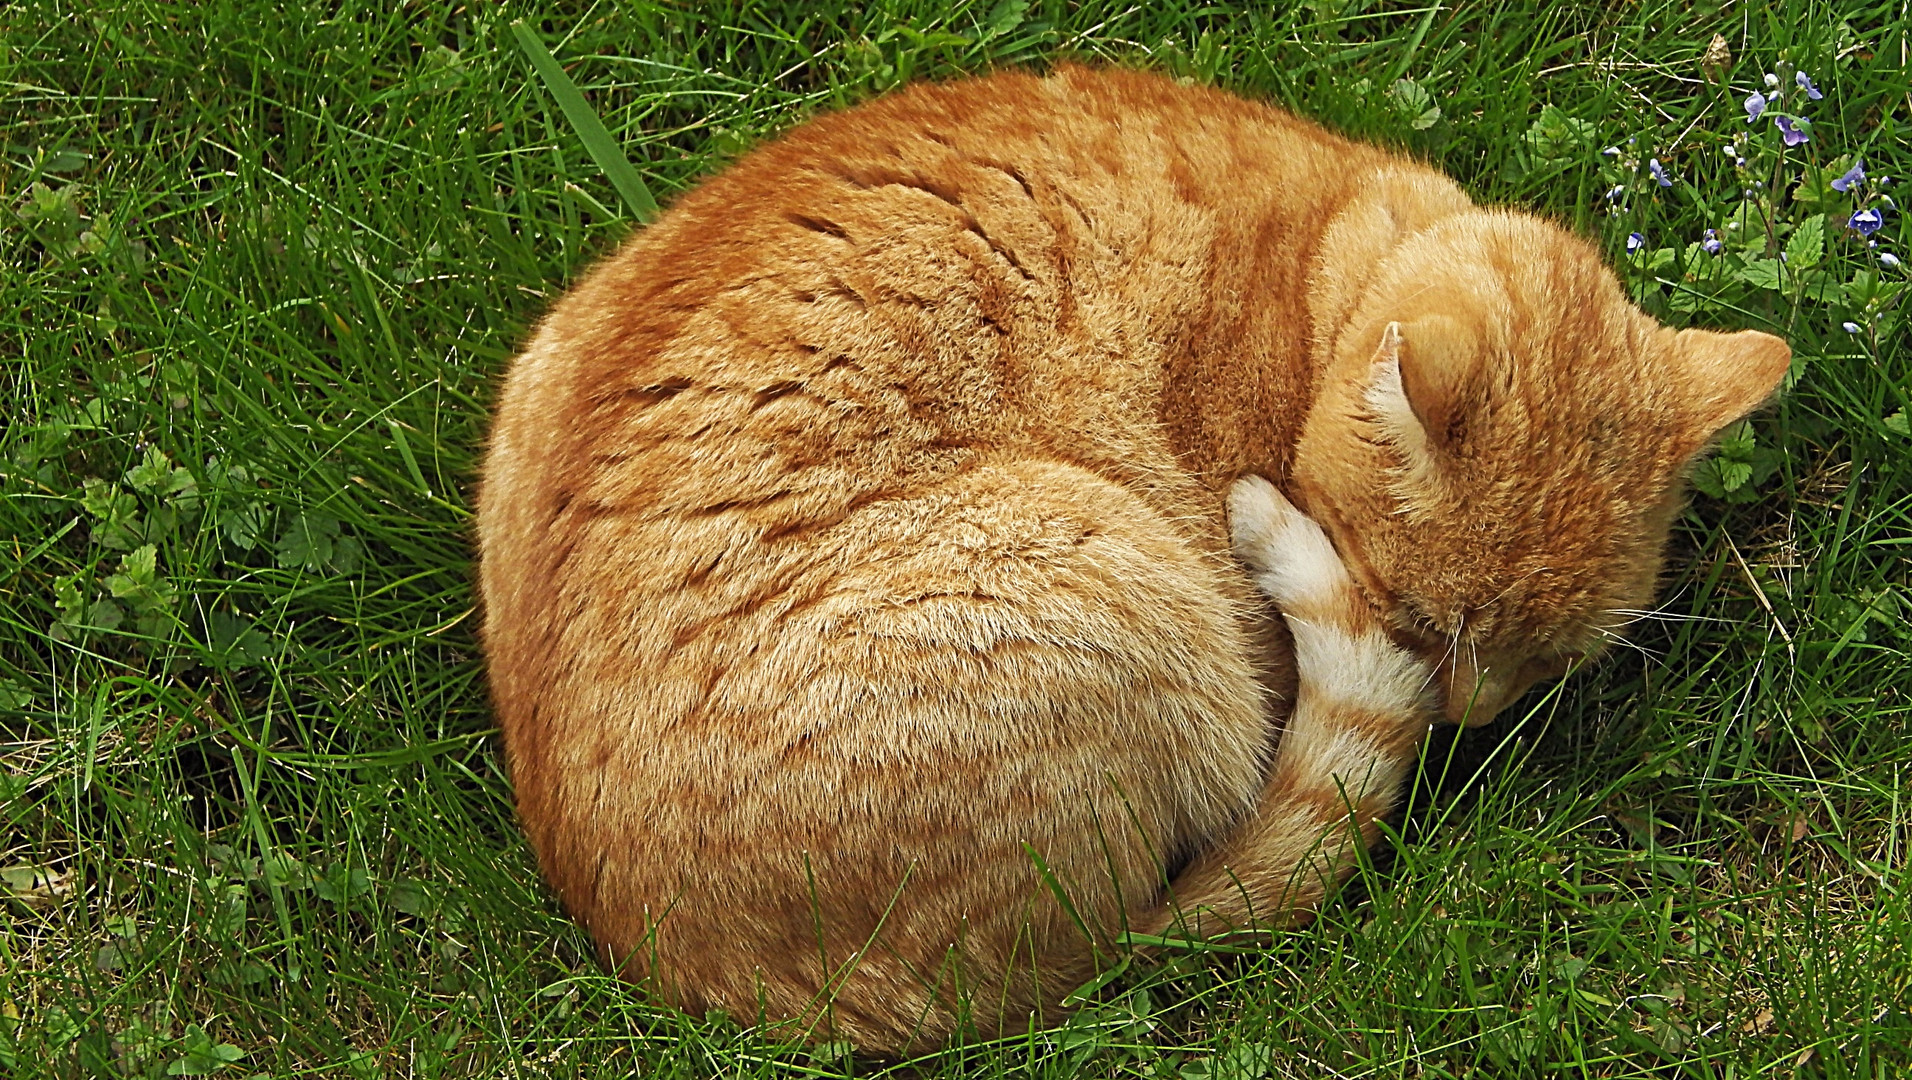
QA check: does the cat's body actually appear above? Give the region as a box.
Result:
[477,66,1788,1051]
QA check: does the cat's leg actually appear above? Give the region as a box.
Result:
[1150,474,1437,938]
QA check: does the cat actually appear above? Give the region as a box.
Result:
[476,64,1789,1052]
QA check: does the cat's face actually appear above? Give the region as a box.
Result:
[1291,212,1791,725]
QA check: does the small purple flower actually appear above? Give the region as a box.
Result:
[1775,115,1809,146]
[1832,159,1865,192]
[1850,208,1885,236]
[1702,229,1722,254]
[1882,252,1902,269]
[1764,72,1780,89]
[1795,71,1823,100]
[1842,321,1861,333]
[1605,184,1626,203]
[1649,158,1672,187]
[1744,92,1767,122]
[1602,145,1622,157]
[1627,232,1645,252]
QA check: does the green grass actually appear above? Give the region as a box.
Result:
[2,1,1907,1076]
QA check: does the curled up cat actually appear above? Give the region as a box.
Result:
[476,65,1790,1052]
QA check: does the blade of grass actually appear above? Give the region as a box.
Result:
[509,19,659,223]
[1383,2,1442,83]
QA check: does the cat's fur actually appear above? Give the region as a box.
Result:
[477,65,1789,1051]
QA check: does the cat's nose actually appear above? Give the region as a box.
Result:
[1439,656,1515,726]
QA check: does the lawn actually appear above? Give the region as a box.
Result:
[2,1,1907,1076]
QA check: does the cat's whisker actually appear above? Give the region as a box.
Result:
[1481,564,1555,611]
[1590,624,1663,663]
[1606,606,1726,626]
[1419,619,1465,698]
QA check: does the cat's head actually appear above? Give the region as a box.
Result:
[1291,210,1791,726]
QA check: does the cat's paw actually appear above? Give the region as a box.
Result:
[1227,474,1352,620]
[1230,474,1436,729]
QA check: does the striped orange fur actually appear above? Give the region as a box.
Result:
[476,65,1790,1052]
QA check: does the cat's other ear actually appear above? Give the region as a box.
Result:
[1366,316,1482,456]
[1671,328,1791,449]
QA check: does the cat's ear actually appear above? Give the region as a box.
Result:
[1366,316,1482,457]
[1671,328,1791,450]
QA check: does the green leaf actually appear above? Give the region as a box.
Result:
[1845,271,1905,309]
[203,457,253,490]
[39,148,91,173]
[1749,444,1785,488]
[1388,79,1441,129]
[219,505,265,551]
[1689,458,1729,499]
[1553,955,1590,982]
[1736,259,1783,291]
[388,877,438,917]
[124,444,173,493]
[119,445,197,507]
[509,21,658,222]
[1212,1042,1275,1080]
[896,26,973,50]
[346,1049,383,1080]
[805,1041,855,1068]
[1715,419,1756,462]
[209,882,247,940]
[275,512,341,573]
[52,573,86,622]
[980,0,1028,39]
[87,597,125,632]
[312,863,372,903]
[1792,156,1851,209]
[1716,458,1753,491]
[1784,214,1824,272]
[162,466,199,507]
[208,611,273,669]
[167,1025,245,1075]
[329,535,364,576]
[104,545,175,634]
[1885,410,1909,436]
[261,851,311,891]
[80,478,143,549]
[112,543,159,592]
[1522,104,1595,164]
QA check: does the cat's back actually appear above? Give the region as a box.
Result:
[486,67,1364,527]
[485,66,1376,614]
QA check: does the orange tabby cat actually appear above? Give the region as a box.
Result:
[477,65,1788,1051]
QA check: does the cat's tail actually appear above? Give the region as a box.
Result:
[1142,475,1437,939]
